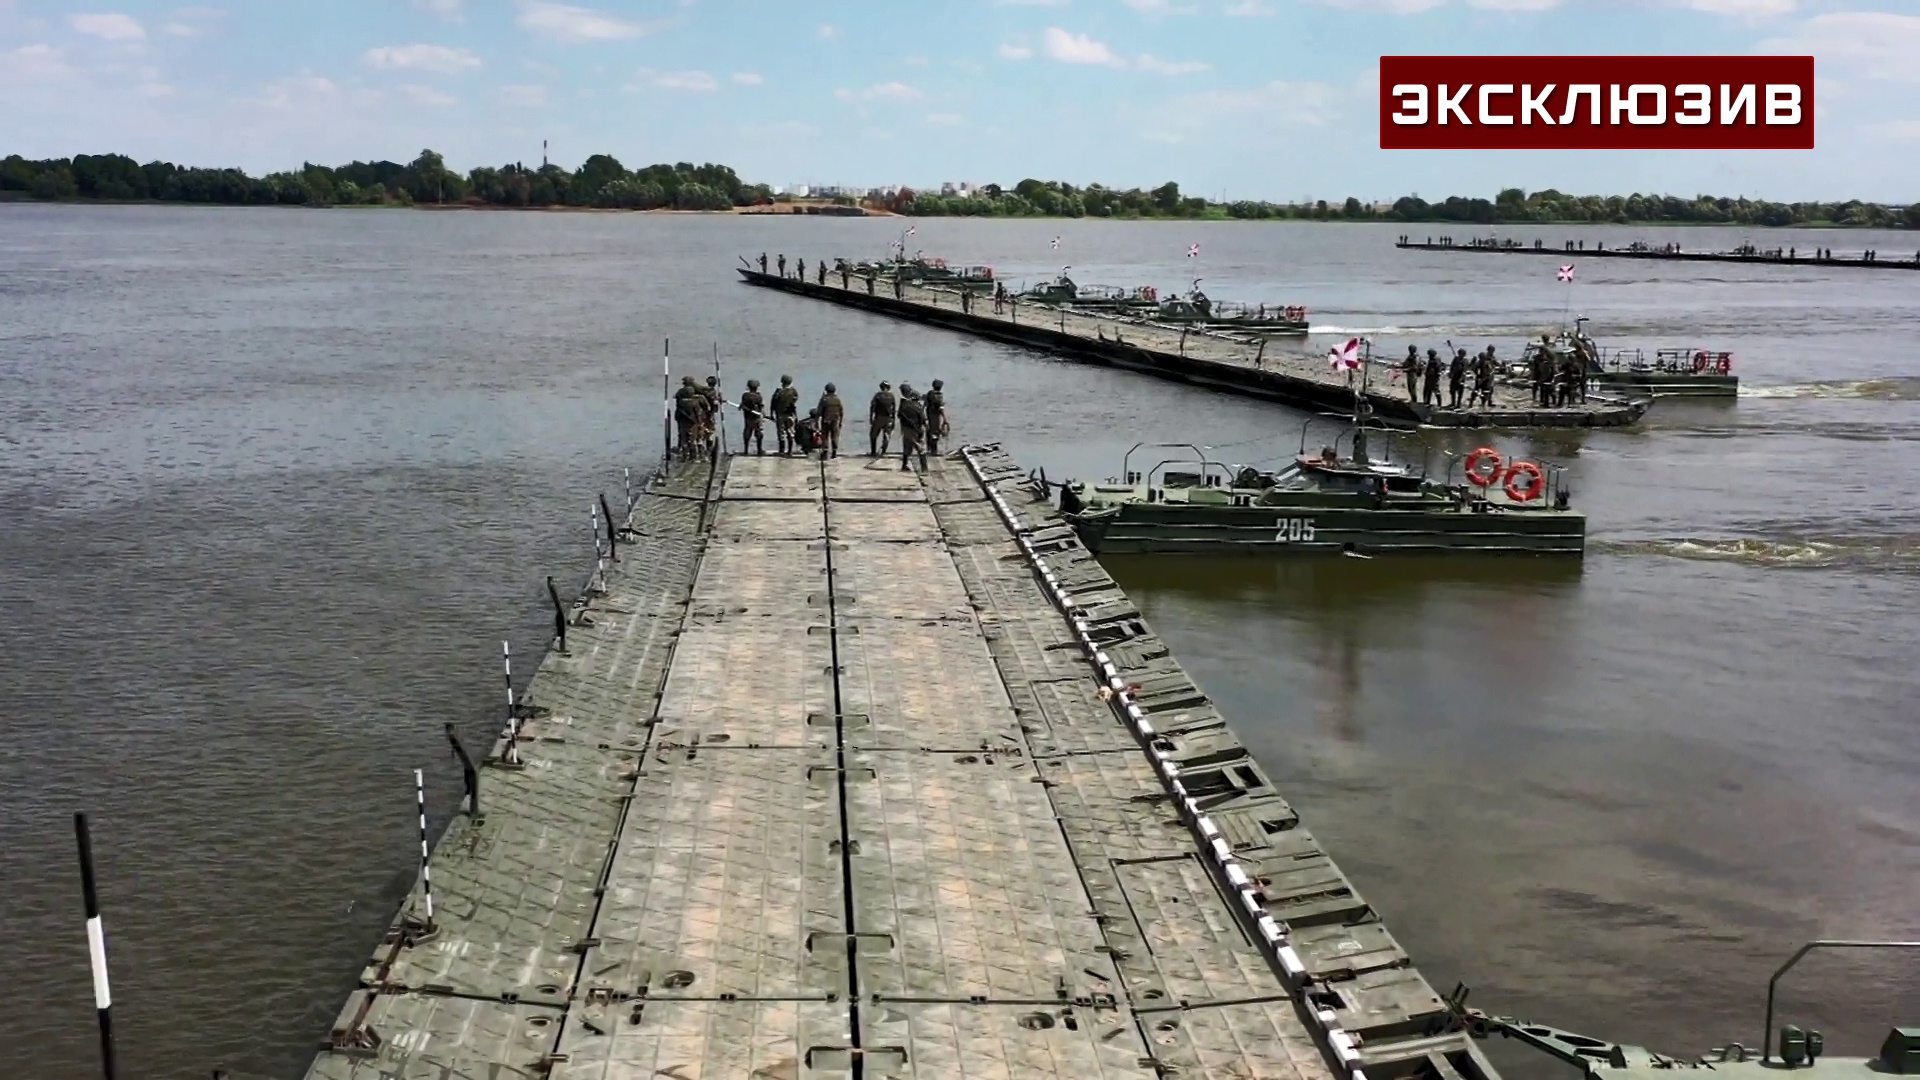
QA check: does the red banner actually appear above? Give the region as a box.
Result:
[1379,55,1814,150]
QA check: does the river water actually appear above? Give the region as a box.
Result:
[2,205,1915,1079]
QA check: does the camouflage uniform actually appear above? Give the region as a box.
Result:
[796,409,822,454]
[818,261,828,285]
[740,379,766,456]
[1447,349,1467,409]
[1401,346,1420,402]
[797,258,807,282]
[673,376,705,460]
[868,381,897,457]
[816,384,844,459]
[699,376,722,452]
[758,252,768,273]
[771,375,800,455]
[1422,348,1442,405]
[777,254,787,278]
[898,385,928,473]
[923,380,947,455]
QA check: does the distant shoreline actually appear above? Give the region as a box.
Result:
[0,194,1904,230]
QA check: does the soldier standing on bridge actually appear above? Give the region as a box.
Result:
[673,375,704,460]
[898,384,928,473]
[1531,338,1553,406]
[1473,348,1495,409]
[758,252,768,273]
[1422,348,1442,406]
[1447,349,1466,409]
[701,375,723,453]
[816,382,844,458]
[739,379,766,456]
[868,380,897,457]
[777,254,787,278]
[818,260,827,286]
[924,379,947,455]
[1400,346,1420,403]
[771,375,799,455]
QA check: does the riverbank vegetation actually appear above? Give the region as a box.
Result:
[891,181,1917,229]
[5,150,1913,229]
[0,150,771,210]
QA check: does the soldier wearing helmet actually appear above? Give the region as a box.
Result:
[923,379,948,455]
[739,378,766,456]
[868,380,897,457]
[815,382,844,459]
[771,375,800,455]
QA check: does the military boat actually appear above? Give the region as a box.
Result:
[1515,317,1738,398]
[1140,280,1311,335]
[1014,274,1160,312]
[1054,429,1584,556]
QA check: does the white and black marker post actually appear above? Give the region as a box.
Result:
[661,337,672,464]
[73,812,117,1080]
[502,640,520,766]
[412,769,436,933]
[591,501,607,593]
[623,466,633,514]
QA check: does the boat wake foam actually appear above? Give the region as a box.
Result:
[1596,534,1920,574]
[1738,376,1920,401]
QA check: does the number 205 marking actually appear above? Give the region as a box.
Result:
[1274,518,1315,542]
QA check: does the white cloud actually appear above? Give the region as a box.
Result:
[0,43,71,82]
[70,13,146,41]
[904,55,930,66]
[414,0,465,20]
[1308,0,1444,12]
[998,42,1034,59]
[1148,78,1341,140]
[731,71,764,85]
[995,0,1068,5]
[1877,120,1920,141]
[1043,27,1123,66]
[499,83,547,106]
[1759,12,1920,83]
[1225,1,1274,14]
[834,81,924,103]
[818,23,841,38]
[1136,53,1209,74]
[1681,0,1793,15]
[137,81,172,97]
[516,1,650,42]
[632,67,717,92]
[1467,0,1560,9]
[925,112,965,125]
[1123,0,1197,13]
[257,74,340,110]
[363,44,482,73]
[162,9,225,37]
[401,83,458,107]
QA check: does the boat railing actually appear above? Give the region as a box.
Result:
[1120,442,1223,486]
[1654,347,1734,373]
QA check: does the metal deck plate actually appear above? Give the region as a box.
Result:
[830,540,974,620]
[827,500,943,542]
[584,747,846,1001]
[722,455,824,500]
[710,499,827,540]
[690,538,828,616]
[823,458,928,502]
[553,998,853,1080]
[525,614,682,749]
[306,993,562,1080]
[654,624,835,733]
[374,739,635,1004]
[860,1002,1160,1080]
[845,750,1120,1002]
[836,618,1023,752]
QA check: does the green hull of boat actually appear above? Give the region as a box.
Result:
[1591,371,1738,398]
[1068,498,1585,556]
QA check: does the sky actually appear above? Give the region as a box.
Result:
[1,0,1917,203]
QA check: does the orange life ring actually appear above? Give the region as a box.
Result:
[1692,350,1709,373]
[1464,447,1503,487]
[1504,460,1545,502]
[1716,354,1732,375]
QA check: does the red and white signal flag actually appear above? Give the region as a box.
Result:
[1379,55,1813,150]
[1188,243,1200,259]
[1558,264,1575,282]
[1329,338,1362,371]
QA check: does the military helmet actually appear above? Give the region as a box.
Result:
[682,375,695,385]
[706,375,717,385]
[780,374,792,385]
[899,383,913,395]
[747,378,760,389]
[880,380,891,390]
[824,382,836,393]
[807,408,819,417]
[932,379,943,389]
[1427,349,1438,358]
[1407,344,1418,354]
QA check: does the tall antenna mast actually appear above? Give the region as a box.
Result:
[542,139,548,168]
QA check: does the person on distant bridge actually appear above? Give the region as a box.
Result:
[818,260,828,285]
[797,257,807,281]
[758,252,768,273]
[777,253,787,278]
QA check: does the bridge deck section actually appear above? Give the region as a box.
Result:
[301,449,1495,1080]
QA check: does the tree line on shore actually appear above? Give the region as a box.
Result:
[892,180,1918,229]
[5,150,1914,229]
[0,149,771,210]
